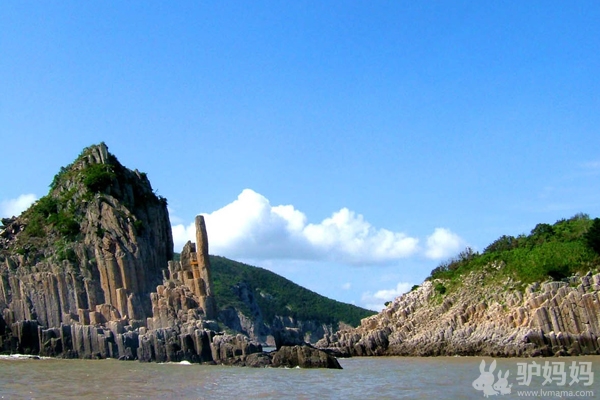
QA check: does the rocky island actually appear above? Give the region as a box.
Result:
[0,143,341,368]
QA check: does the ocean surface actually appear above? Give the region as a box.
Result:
[1,355,599,399]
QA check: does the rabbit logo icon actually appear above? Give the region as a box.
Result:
[472,359,512,397]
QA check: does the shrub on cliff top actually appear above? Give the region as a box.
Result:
[82,163,116,193]
[428,213,598,286]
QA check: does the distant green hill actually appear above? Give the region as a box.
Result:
[427,213,600,293]
[207,255,374,328]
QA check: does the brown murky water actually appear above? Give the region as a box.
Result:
[1,355,599,399]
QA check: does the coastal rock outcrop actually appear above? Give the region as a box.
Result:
[0,144,341,368]
[317,264,600,358]
[0,143,172,333]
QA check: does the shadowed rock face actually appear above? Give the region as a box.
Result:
[317,266,600,358]
[0,143,173,330]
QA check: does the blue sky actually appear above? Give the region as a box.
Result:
[2,1,599,310]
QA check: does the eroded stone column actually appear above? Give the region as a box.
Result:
[195,215,217,320]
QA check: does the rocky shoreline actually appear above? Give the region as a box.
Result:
[317,263,600,358]
[2,317,340,368]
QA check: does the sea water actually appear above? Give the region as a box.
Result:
[1,355,599,399]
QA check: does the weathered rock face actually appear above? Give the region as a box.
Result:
[146,215,219,333]
[0,143,173,334]
[318,265,600,358]
[154,216,217,328]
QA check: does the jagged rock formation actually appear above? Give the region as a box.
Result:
[0,143,172,330]
[0,143,341,368]
[318,264,600,358]
[150,216,217,329]
[136,216,340,368]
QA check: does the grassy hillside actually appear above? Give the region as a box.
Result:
[209,255,375,327]
[427,213,600,293]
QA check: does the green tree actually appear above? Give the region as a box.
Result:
[484,235,516,253]
[585,218,600,255]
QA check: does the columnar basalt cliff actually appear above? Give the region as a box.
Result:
[317,267,600,358]
[0,143,173,331]
[0,143,341,368]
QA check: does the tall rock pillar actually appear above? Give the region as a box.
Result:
[195,215,217,320]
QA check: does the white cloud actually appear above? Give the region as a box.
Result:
[0,194,37,218]
[425,227,465,259]
[361,282,413,311]
[172,189,421,264]
[341,282,352,290]
[171,189,466,266]
[172,222,196,250]
[303,208,419,262]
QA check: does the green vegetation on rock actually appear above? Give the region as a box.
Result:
[4,143,170,271]
[209,255,375,327]
[427,213,600,292]
[82,163,116,193]
[20,195,80,240]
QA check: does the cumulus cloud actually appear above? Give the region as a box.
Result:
[425,227,466,259]
[172,189,420,264]
[303,208,419,262]
[361,282,414,311]
[171,189,466,266]
[0,194,37,218]
[171,223,196,250]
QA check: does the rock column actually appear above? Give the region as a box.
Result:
[195,216,217,320]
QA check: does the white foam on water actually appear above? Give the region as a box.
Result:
[0,354,51,360]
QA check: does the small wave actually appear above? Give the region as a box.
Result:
[0,354,51,360]
[158,360,193,366]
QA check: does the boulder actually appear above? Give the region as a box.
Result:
[271,345,342,369]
